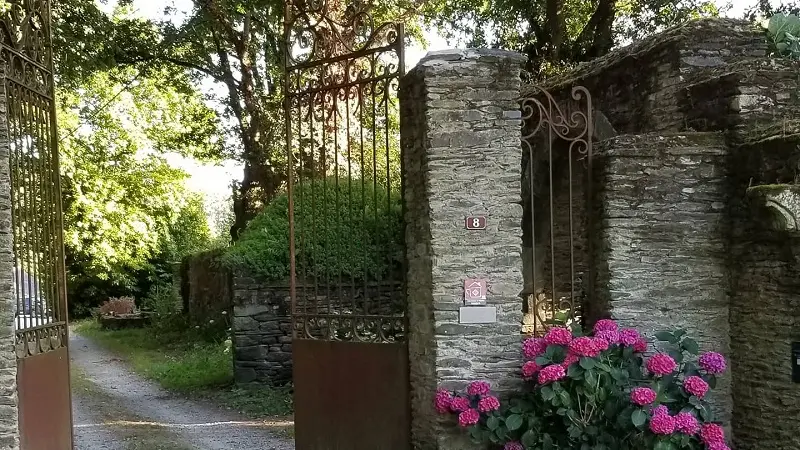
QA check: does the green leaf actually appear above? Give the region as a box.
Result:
[580,357,597,370]
[487,416,500,430]
[541,385,555,401]
[631,409,647,427]
[543,434,554,450]
[681,338,699,355]
[655,331,676,343]
[654,441,677,450]
[522,430,538,446]
[559,390,572,407]
[506,414,524,431]
[568,364,585,379]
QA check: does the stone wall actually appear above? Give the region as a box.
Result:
[231,276,401,385]
[592,132,733,424]
[727,139,800,450]
[0,67,18,449]
[400,49,526,450]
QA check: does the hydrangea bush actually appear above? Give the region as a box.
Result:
[435,320,729,450]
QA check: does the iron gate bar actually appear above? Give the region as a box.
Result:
[520,85,594,336]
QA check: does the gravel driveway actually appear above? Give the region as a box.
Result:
[71,332,295,450]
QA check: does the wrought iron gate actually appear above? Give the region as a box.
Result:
[2,2,73,449]
[520,86,595,336]
[284,0,409,448]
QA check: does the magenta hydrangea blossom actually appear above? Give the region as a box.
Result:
[646,354,677,376]
[561,353,580,369]
[538,364,566,384]
[593,319,618,333]
[630,387,657,406]
[649,413,675,435]
[544,326,572,346]
[618,328,641,346]
[569,336,599,357]
[594,330,620,345]
[467,381,491,396]
[700,423,726,445]
[674,412,700,435]
[652,405,669,417]
[683,376,710,399]
[592,336,609,352]
[633,337,648,353]
[707,443,731,450]
[478,396,501,412]
[523,337,547,359]
[504,442,524,450]
[458,409,480,427]
[434,389,452,414]
[449,397,470,412]
[522,361,540,378]
[699,352,727,374]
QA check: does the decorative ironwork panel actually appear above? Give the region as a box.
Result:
[284,0,406,343]
[2,0,68,354]
[520,86,594,336]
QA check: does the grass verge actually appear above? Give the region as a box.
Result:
[72,319,293,421]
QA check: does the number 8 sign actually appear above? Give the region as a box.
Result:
[465,216,487,230]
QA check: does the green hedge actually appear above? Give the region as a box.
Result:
[222,178,403,282]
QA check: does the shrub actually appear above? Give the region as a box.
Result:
[98,296,136,316]
[763,13,800,59]
[222,177,403,282]
[436,321,730,450]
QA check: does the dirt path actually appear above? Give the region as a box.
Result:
[71,332,295,450]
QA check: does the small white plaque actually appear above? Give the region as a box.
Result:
[459,306,497,324]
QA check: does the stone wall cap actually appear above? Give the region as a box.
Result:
[418,48,527,67]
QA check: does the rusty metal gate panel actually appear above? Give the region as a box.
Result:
[2,2,73,449]
[520,86,595,336]
[283,0,409,448]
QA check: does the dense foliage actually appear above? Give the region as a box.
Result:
[437,322,729,450]
[763,13,800,58]
[222,178,403,282]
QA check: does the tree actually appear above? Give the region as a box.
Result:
[422,0,721,78]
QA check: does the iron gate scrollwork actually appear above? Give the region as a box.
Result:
[2,1,73,449]
[520,86,594,337]
[284,0,409,448]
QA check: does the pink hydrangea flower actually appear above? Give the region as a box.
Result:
[707,443,731,450]
[593,319,618,333]
[630,387,657,406]
[699,352,727,374]
[700,423,725,445]
[504,442,524,450]
[569,336,600,357]
[652,405,669,417]
[544,327,572,346]
[561,353,580,369]
[593,336,609,352]
[449,396,470,412]
[523,337,547,359]
[594,330,620,345]
[434,389,452,414]
[649,413,676,435]
[674,412,700,435]
[478,395,500,412]
[646,354,677,376]
[522,361,541,378]
[633,337,648,353]
[619,328,641,346]
[538,364,566,384]
[683,376,710,399]
[467,381,491,396]
[458,408,480,427]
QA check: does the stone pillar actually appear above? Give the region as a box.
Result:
[592,132,732,425]
[400,49,526,450]
[0,67,19,448]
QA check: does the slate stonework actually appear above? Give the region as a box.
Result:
[400,49,527,450]
[592,133,733,425]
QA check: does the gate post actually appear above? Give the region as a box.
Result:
[400,49,526,450]
[0,65,19,449]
